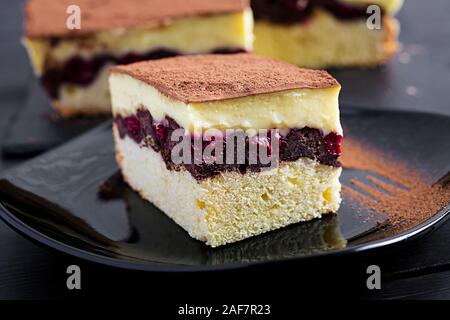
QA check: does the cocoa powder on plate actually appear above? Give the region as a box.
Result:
[341,138,450,233]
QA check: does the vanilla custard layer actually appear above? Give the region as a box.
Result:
[24,10,253,75]
[254,9,399,68]
[110,73,342,135]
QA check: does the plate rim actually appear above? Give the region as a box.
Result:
[1,200,449,272]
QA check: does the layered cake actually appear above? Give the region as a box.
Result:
[23,0,253,116]
[110,54,343,247]
[251,0,403,68]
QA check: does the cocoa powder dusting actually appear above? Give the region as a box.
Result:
[341,138,450,234]
[112,54,339,103]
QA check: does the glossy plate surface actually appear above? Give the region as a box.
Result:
[0,108,449,271]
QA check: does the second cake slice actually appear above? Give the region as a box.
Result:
[23,0,253,116]
[110,54,343,247]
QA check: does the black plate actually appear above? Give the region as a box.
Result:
[0,108,449,272]
[2,80,105,157]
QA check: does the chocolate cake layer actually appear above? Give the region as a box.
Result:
[42,48,246,99]
[112,53,340,103]
[25,0,249,37]
[251,0,382,25]
[114,109,342,180]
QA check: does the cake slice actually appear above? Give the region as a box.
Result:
[23,0,253,117]
[251,0,403,68]
[110,54,343,247]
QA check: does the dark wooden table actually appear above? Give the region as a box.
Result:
[1,0,450,301]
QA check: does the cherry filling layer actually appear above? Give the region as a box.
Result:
[41,48,246,99]
[251,0,383,25]
[114,109,342,181]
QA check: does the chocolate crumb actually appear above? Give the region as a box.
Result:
[98,171,126,200]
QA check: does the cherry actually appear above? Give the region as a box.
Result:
[153,122,167,143]
[324,132,343,156]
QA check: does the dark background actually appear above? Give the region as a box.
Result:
[1,0,450,301]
